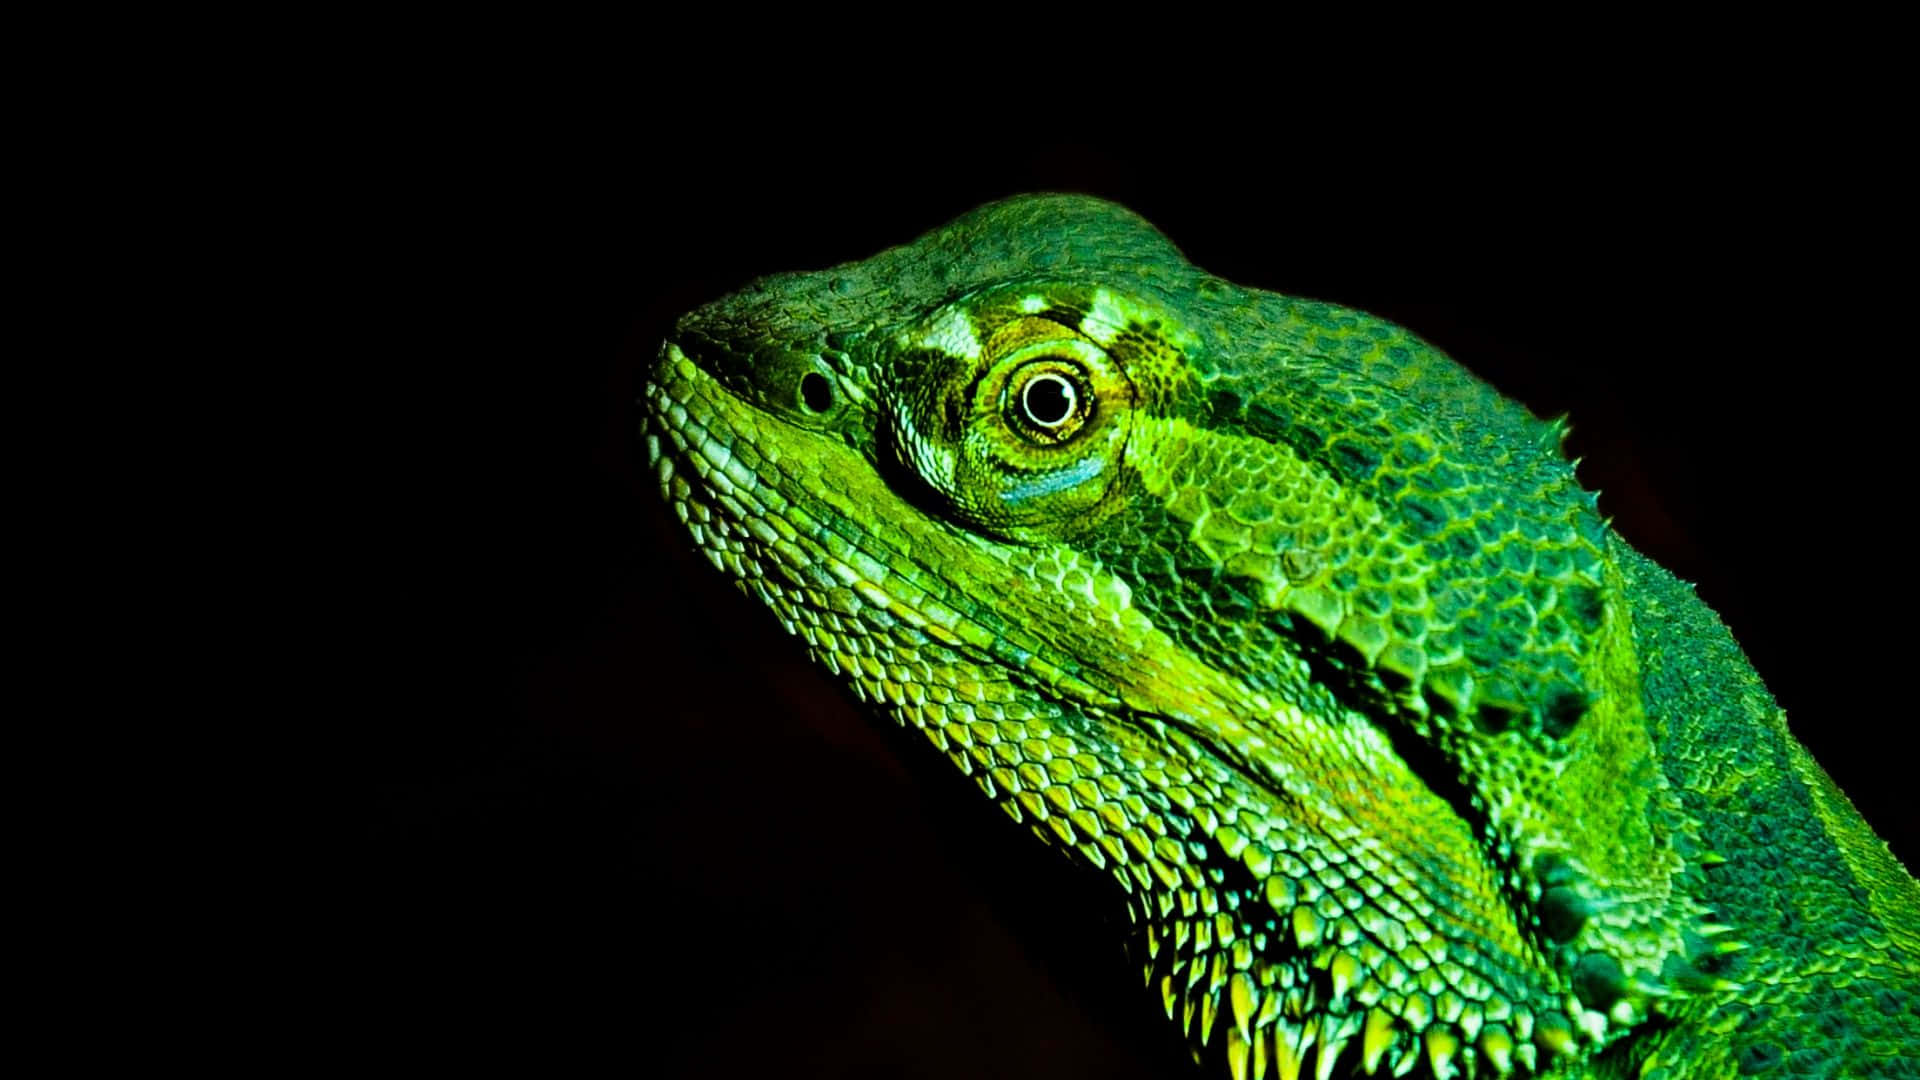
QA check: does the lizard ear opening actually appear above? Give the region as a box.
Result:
[799,370,834,414]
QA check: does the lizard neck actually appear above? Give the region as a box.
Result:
[1610,537,1920,1074]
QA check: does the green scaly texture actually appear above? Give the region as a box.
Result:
[643,195,1918,1079]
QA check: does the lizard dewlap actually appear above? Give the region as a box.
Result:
[644,194,1918,1078]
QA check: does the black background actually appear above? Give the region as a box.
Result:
[346,127,1911,1075]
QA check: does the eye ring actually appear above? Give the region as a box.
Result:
[1004,359,1094,444]
[1020,372,1078,428]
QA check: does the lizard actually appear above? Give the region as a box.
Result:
[642,194,1918,1078]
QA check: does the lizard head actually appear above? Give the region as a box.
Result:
[647,195,1725,1078]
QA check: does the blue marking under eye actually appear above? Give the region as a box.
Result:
[1001,455,1105,504]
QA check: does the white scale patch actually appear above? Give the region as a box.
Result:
[1079,289,1132,346]
[1018,295,1047,314]
[913,306,983,360]
[889,403,957,492]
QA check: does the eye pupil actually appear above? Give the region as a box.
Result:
[1022,374,1076,427]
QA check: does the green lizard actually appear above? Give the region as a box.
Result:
[643,194,1918,1078]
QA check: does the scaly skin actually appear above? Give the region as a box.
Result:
[643,195,1918,1078]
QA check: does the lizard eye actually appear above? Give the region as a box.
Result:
[887,306,1134,539]
[1007,359,1093,443]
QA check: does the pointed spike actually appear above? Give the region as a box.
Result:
[1630,974,1672,998]
[1509,1008,1532,1044]
[1330,951,1361,1001]
[1147,923,1161,959]
[1252,1018,1270,1080]
[1392,1040,1421,1078]
[1424,1027,1460,1080]
[1315,1033,1350,1080]
[1274,1021,1306,1080]
[1515,1042,1537,1073]
[1201,988,1221,1046]
[1161,974,1178,1021]
[1362,1008,1397,1073]
[1228,1026,1251,1080]
[1183,994,1200,1039]
[1480,1025,1513,1075]
[1256,982,1284,1027]
[1230,972,1258,1042]
[1535,1011,1574,1055]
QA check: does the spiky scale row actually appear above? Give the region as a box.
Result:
[1143,884,1596,1078]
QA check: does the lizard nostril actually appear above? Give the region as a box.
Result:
[800,371,834,413]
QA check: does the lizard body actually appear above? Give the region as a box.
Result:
[644,195,1917,1078]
